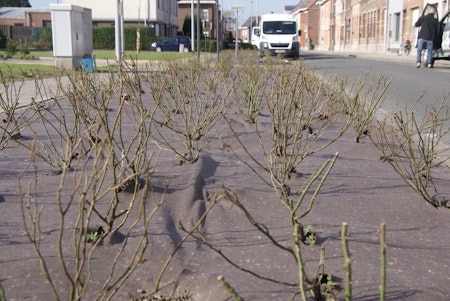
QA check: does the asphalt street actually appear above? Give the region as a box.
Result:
[300,49,450,148]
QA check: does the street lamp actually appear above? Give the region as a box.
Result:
[191,0,195,52]
[115,0,124,62]
[257,0,259,25]
[251,1,253,28]
[230,5,244,60]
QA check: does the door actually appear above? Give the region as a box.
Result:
[251,27,260,49]
[438,10,450,51]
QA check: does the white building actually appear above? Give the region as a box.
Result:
[62,0,179,36]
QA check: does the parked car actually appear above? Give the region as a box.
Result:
[421,4,450,66]
[151,36,192,52]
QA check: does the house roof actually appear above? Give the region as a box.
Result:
[285,5,296,12]
[241,16,259,28]
[290,0,318,14]
[0,7,50,20]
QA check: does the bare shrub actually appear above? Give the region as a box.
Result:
[19,146,159,301]
[234,59,267,124]
[195,61,354,300]
[226,62,351,208]
[148,60,231,163]
[18,61,164,300]
[338,72,392,143]
[0,67,39,150]
[371,96,450,207]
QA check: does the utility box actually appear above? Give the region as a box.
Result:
[50,4,93,70]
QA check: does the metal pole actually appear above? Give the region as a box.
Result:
[234,9,238,59]
[120,0,124,56]
[216,0,219,61]
[257,0,259,25]
[115,0,122,62]
[191,0,195,52]
[197,0,200,58]
[251,1,253,27]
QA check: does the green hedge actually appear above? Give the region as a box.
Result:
[93,27,222,52]
[93,26,161,50]
[197,39,217,52]
[93,27,115,49]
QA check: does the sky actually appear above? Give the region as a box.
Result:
[29,0,58,7]
[29,0,298,23]
[221,0,297,23]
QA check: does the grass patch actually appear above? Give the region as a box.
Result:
[92,50,195,60]
[0,49,196,61]
[0,63,71,80]
[0,49,196,78]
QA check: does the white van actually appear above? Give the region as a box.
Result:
[251,13,301,58]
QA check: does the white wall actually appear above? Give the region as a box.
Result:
[63,0,145,20]
[63,0,178,24]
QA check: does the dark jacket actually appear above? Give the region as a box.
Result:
[415,13,439,40]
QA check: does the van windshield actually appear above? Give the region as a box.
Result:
[262,21,296,34]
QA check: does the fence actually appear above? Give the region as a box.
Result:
[0,25,35,46]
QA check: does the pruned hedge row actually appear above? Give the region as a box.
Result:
[93,26,219,53]
[93,26,161,50]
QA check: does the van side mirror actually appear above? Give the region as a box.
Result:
[298,29,302,36]
[254,28,260,37]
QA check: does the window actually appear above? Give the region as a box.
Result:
[262,21,296,34]
[165,37,177,44]
[203,9,209,21]
[411,7,419,38]
[394,12,400,42]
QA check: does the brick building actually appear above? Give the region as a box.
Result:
[313,0,449,53]
[0,7,51,27]
[291,0,320,50]
[177,0,219,39]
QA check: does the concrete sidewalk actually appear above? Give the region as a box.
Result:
[0,76,69,113]
[0,57,169,113]
[303,48,450,67]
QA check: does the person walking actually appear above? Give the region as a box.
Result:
[415,6,439,68]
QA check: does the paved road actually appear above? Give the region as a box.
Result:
[299,49,450,155]
[301,50,450,114]
[300,50,450,145]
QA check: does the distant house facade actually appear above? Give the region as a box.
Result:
[0,7,51,27]
[62,0,179,36]
[295,0,449,53]
[0,8,51,44]
[291,0,320,50]
[239,16,258,43]
[178,0,219,39]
